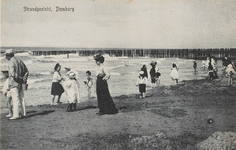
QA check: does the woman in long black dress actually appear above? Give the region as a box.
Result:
[94,53,118,115]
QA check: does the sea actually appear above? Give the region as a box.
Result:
[0,52,219,106]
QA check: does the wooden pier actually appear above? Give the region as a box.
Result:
[1,47,236,59]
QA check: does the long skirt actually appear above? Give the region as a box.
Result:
[96,77,118,114]
[51,82,64,96]
[139,84,146,93]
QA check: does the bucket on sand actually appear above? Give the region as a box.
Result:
[22,84,28,90]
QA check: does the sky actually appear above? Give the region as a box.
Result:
[1,0,236,48]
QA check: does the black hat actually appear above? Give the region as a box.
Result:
[1,70,8,73]
[150,61,157,66]
[94,53,103,60]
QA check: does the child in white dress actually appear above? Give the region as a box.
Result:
[170,63,179,85]
[65,72,80,112]
[84,71,93,100]
[2,78,13,117]
[136,71,148,98]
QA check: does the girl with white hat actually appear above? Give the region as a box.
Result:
[65,72,80,112]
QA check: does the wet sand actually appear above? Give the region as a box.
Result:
[1,76,236,150]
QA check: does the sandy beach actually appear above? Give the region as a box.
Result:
[2,0,236,149]
[1,71,236,150]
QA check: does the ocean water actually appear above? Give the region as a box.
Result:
[0,52,217,106]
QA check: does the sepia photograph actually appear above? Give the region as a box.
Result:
[1,0,236,149]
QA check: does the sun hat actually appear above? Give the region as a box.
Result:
[65,67,71,71]
[139,71,144,75]
[93,53,103,60]
[4,49,14,54]
[150,61,157,66]
[1,70,8,73]
[68,72,76,79]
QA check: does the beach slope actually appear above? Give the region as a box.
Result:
[1,78,236,150]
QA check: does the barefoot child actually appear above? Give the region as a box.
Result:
[2,76,13,118]
[84,71,93,99]
[65,72,80,112]
[136,71,148,99]
[170,63,179,85]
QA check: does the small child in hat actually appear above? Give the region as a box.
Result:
[84,71,93,100]
[2,71,13,118]
[65,72,80,112]
[136,71,148,99]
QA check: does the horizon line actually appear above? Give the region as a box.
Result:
[1,46,235,50]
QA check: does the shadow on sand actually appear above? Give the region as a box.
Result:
[75,105,97,111]
[23,110,55,118]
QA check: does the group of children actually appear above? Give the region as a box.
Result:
[50,63,93,112]
[136,61,163,99]
[3,62,95,114]
[136,56,234,99]
[136,61,181,99]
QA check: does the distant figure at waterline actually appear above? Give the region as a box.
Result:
[170,63,179,85]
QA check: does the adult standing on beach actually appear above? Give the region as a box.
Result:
[211,57,218,79]
[193,60,197,72]
[51,63,64,105]
[94,53,118,115]
[223,56,236,85]
[202,60,206,71]
[206,57,210,69]
[150,61,158,87]
[170,63,179,85]
[5,49,29,120]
